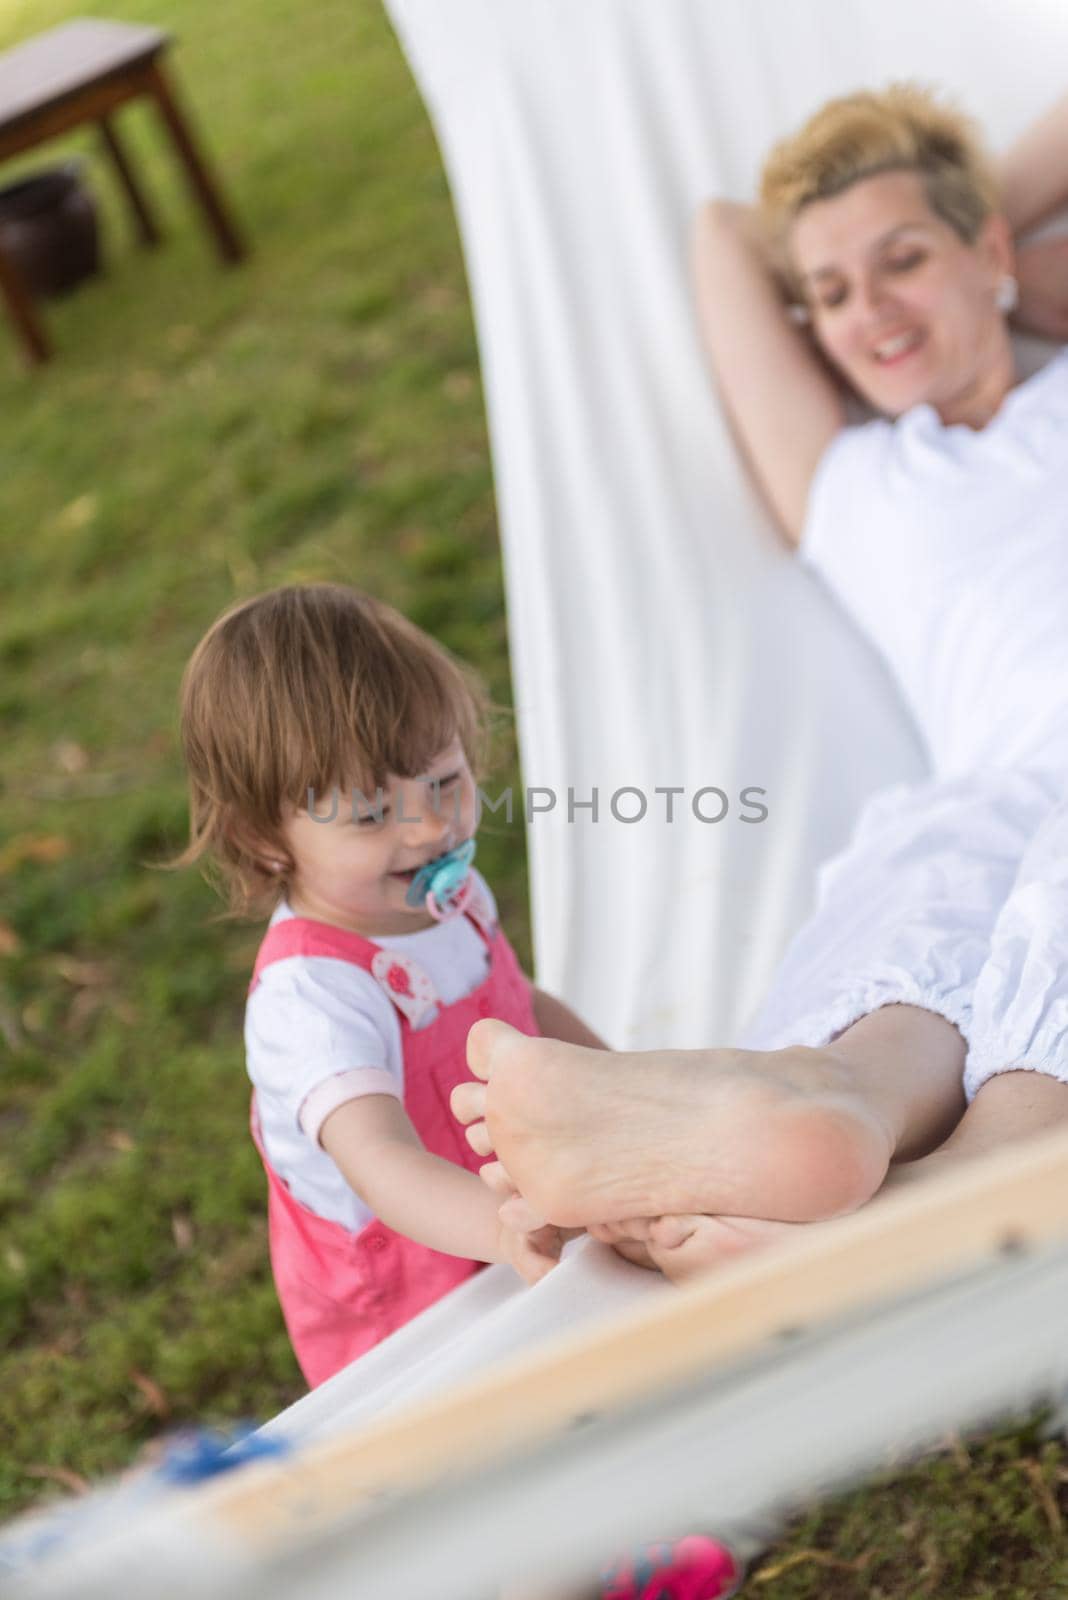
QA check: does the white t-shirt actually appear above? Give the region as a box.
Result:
[799,347,1068,779]
[245,870,499,1231]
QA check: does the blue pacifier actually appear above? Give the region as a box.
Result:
[404,838,476,920]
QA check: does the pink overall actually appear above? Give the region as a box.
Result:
[247,903,539,1388]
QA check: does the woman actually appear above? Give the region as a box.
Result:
[454,83,1068,1279]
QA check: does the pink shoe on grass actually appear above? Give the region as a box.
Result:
[599,1533,742,1599]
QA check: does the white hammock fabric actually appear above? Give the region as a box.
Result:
[385,0,1065,1054]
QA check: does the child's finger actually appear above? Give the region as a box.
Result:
[510,1229,564,1285]
[512,1244,557,1286]
[450,1080,486,1126]
[463,1119,495,1158]
[498,1191,547,1232]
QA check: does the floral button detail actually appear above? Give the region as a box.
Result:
[370,950,437,1028]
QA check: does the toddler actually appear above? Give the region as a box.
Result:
[176,583,603,1388]
[176,583,740,1599]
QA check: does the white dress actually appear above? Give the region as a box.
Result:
[736,348,1068,1100]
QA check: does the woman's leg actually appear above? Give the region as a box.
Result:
[825,1000,966,1161]
[965,782,1068,1101]
[455,771,1058,1229]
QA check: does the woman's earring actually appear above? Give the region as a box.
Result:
[995,274,1019,314]
[787,302,811,327]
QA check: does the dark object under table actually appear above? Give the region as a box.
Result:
[0,17,246,367]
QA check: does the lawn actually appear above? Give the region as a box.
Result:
[0,0,1066,1592]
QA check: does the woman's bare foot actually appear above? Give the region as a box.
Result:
[451,1020,895,1228]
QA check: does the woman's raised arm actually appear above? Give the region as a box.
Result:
[999,91,1068,237]
[998,92,1068,344]
[692,199,844,549]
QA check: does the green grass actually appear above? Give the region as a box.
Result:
[0,0,1066,1590]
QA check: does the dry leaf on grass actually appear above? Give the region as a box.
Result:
[130,1369,172,1420]
[51,740,89,774]
[23,1465,90,1496]
[1023,1458,1064,1536]
[171,1211,196,1252]
[0,1005,25,1052]
[0,834,72,874]
[65,988,106,1036]
[53,493,98,533]
[755,1547,872,1582]
[50,955,112,988]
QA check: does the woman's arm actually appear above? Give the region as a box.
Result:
[998,91,1068,236]
[531,986,608,1048]
[692,199,845,548]
[319,1094,573,1282]
[996,92,1068,342]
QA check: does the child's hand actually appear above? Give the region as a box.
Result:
[496,1208,584,1285]
[485,1167,584,1282]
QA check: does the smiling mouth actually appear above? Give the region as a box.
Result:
[872,329,925,365]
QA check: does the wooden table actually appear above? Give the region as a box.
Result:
[0,18,246,366]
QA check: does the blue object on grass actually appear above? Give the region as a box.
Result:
[157,1423,291,1485]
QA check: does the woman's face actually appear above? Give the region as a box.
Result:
[788,169,1014,420]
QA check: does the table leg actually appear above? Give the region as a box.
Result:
[99,116,162,247]
[144,60,246,264]
[0,243,50,366]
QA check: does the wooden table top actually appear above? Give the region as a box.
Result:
[0,19,170,133]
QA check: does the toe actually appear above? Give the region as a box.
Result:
[591,1217,658,1244]
[464,1120,495,1157]
[465,1016,518,1081]
[478,1159,516,1197]
[647,1214,700,1250]
[498,1192,548,1232]
[450,1080,487,1125]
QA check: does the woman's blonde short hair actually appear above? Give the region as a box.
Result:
[759,82,1001,293]
[171,584,491,919]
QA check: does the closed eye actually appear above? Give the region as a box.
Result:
[350,798,390,827]
[817,251,926,311]
[887,250,925,275]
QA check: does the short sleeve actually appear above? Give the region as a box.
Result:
[798,419,893,574]
[244,958,403,1143]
